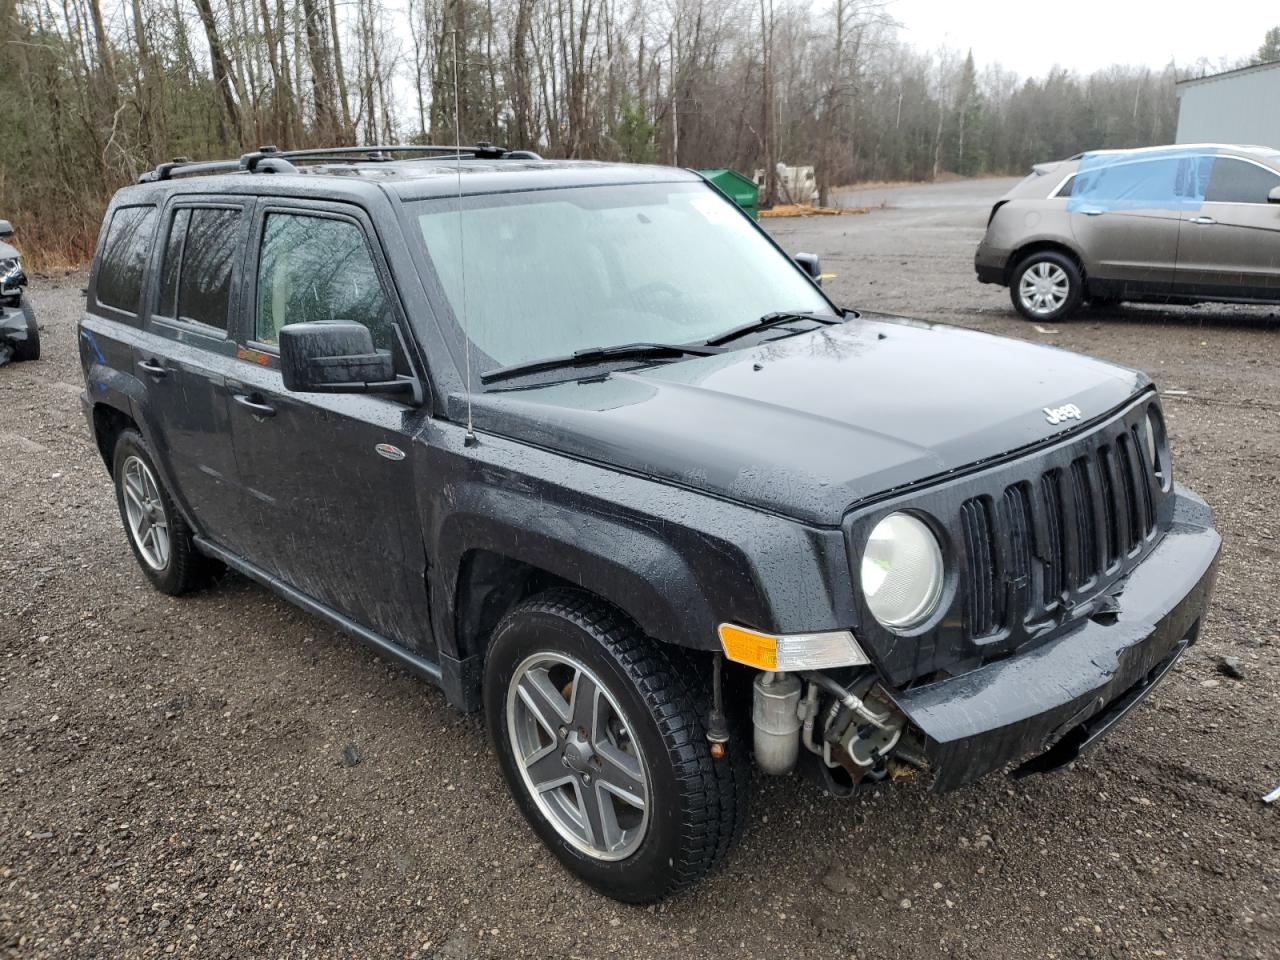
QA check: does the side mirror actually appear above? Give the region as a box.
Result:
[0,220,13,238]
[1269,186,1280,204]
[793,252,822,285]
[279,321,411,395]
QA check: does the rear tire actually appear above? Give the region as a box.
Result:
[1010,251,1084,322]
[484,589,749,902]
[10,298,39,362]
[111,429,210,596]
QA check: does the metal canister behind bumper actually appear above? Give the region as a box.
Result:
[888,485,1221,792]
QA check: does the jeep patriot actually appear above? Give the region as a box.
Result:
[78,144,1221,902]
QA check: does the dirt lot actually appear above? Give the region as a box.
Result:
[3,178,1279,960]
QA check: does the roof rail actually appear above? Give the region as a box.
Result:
[137,142,542,183]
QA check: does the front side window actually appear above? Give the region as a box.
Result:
[412,181,831,376]
[156,206,241,331]
[254,213,393,348]
[96,205,157,313]
[1205,158,1280,204]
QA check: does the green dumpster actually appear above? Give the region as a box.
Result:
[694,168,759,220]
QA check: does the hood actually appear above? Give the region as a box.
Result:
[0,240,18,261]
[466,315,1149,526]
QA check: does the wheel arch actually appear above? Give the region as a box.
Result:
[432,486,730,710]
[91,402,139,475]
[1007,239,1087,285]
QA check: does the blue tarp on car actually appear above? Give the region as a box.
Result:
[1066,146,1217,213]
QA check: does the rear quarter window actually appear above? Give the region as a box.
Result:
[95,205,157,314]
[1205,158,1280,203]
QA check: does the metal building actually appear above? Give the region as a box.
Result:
[1176,60,1280,148]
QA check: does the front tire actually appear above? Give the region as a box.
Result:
[1010,251,1084,322]
[484,590,749,902]
[111,429,209,596]
[10,298,39,362]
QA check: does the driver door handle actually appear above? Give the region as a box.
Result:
[1189,216,1218,225]
[233,393,276,418]
[137,358,168,378]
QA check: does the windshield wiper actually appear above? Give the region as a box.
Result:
[480,341,720,385]
[704,310,842,347]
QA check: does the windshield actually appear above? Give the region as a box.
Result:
[411,181,832,378]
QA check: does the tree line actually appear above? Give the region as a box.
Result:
[0,0,1274,266]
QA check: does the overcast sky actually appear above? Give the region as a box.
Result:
[890,0,1275,78]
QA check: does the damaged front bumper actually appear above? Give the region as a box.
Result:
[886,483,1220,792]
[0,297,35,364]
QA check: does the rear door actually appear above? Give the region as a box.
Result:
[224,201,433,651]
[1173,156,1280,298]
[135,199,257,555]
[1067,155,1186,295]
[81,203,158,431]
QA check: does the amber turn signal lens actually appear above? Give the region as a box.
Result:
[717,623,870,671]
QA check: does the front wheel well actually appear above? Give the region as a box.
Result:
[1006,241,1085,285]
[92,404,138,475]
[453,550,580,662]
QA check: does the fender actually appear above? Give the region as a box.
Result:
[432,478,720,659]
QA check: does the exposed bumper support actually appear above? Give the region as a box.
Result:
[887,485,1220,792]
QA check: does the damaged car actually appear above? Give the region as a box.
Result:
[0,219,38,365]
[78,145,1221,902]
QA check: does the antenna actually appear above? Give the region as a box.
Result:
[453,28,477,447]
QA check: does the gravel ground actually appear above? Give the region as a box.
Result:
[3,179,1279,960]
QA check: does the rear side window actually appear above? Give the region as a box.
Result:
[254,213,393,348]
[96,205,157,313]
[156,206,242,331]
[1205,159,1280,204]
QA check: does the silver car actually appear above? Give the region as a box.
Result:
[975,143,1280,322]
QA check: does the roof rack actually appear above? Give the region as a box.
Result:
[138,142,543,183]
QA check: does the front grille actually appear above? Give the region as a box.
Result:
[959,425,1160,639]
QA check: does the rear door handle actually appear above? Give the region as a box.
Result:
[137,358,168,378]
[1189,216,1217,225]
[233,393,276,418]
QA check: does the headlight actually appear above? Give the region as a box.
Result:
[0,258,22,289]
[860,512,944,628]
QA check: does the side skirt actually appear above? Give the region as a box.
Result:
[194,536,445,688]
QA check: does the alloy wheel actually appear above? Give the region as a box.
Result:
[121,455,170,571]
[506,651,650,861]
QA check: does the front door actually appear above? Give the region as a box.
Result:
[225,203,433,652]
[1174,156,1280,298]
[136,200,257,557]
[1067,154,1188,296]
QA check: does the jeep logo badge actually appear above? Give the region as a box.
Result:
[1044,403,1083,425]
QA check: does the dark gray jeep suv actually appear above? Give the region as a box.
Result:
[79,145,1221,902]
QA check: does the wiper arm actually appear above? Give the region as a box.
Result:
[480,341,720,385]
[704,310,842,347]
